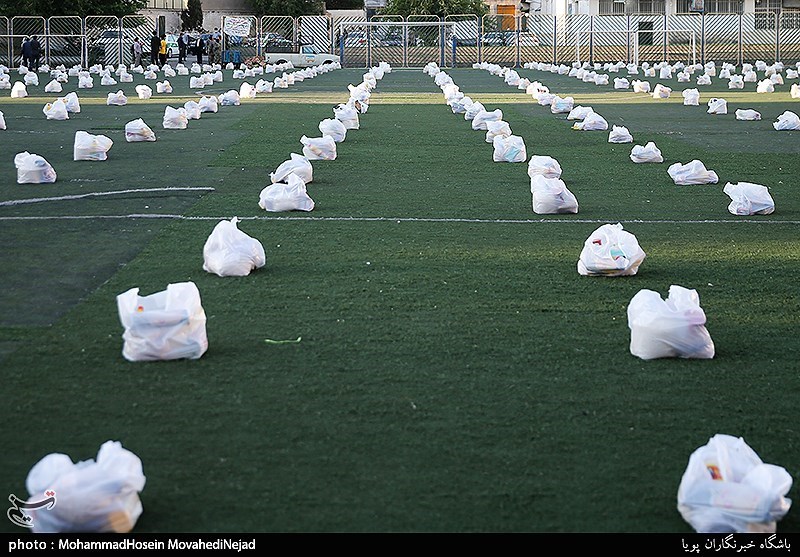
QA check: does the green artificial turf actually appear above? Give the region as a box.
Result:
[0,63,798,533]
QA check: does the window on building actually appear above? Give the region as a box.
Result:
[637,0,665,13]
[676,0,743,12]
[598,0,627,14]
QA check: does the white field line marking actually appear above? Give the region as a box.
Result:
[0,214,798,225]
[0,187,216,207]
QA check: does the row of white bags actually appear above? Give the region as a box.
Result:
[256,68,386,213]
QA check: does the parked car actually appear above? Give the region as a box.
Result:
[343,30,369,47]
[379,32,403,47]
[482,31,514,46]
[518,31,540,47]
[447,35,479,48]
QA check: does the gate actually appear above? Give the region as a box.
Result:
[222,15,257,63]
[260,15,295,57]
[0,17,10,68]
[298,15,334,53]
[370,15,404,67]
[407,15,444,68]
[10,16,45,68]
[444,14,479,67]
[47,16,83,68]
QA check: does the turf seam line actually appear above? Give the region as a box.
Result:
[0,187,216,207]
[1,215,798,224]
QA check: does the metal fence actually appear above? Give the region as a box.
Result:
[1,12,799,69]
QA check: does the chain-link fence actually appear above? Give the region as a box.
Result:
[0,12,798,69]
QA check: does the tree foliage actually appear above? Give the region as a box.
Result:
[381,0,488,18]
[0,0,147,17]
[180,0,203,31]
[245,0,324,18]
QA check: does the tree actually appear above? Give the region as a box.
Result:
[180,0,203,31]
[0,0,147,17]
[246,0,324,18]
[381,0,488,18]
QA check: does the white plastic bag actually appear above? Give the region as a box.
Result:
[73,130,113,161]
[668,160,719,185]
[270,153,312,184]
[255,78,273,93]
[608,125,633,144]
[156,80,172,93]
[334,103,359,129]
[472,108,503,131]
[189,76,205,88]
[218,90,241,106]
[791,83,800,99]
[485,120,512,143]
[652,84,672,98]
[567,106,593,121]
[135,84,152,100]
[530,175,579,214]
[492,135,526,163]
[100,74,116,86]
[24,72,39,86]
[202,217,266,277]
[259,173,315,212]
[632,80,651,93]
[464,101,485,121]
[301,134,337,161]
[116,281,208,361]
[773,111,800,131]
[527,155,562,179]
[318,118,346,143]
[43,99,69,121]
[0,111,5,130]
[44,79,62,93]
[162,106,188,130]
[183,101,201,120]
[613,77,629,89]
[78,75,93,88]
[677,434,792,533]
[239,82,256,98]
[734,109,761,121]
[756,79,774,93]
[728,75,744,89]
[627,285,715,360]
[58,92,80,113]
[723,182,775,215]
[682,88,700,106]
[550,96,574,114]
[707,98,727,115]
[198,95,218,113]
[23,440,146,533]
[577,223,646,277]
[15,151,57,184]
[572,112,608,131]
[124,118,156,142]
[630,142,663,163]
[106,90,127,106]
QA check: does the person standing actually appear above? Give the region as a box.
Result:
[207,37,218,67]
[158,34,167,67]
[178,31,188,64]
[21,36,32,69]
[194,34,204,65]
[149,30,160,66]
[132,37,143,67]
[30,35,41,71]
